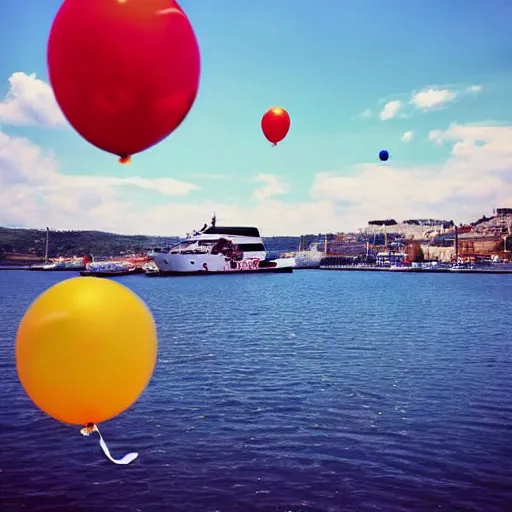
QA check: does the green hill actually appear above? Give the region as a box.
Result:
[0,226,305,260]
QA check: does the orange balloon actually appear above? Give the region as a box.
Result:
[15,277,157,425]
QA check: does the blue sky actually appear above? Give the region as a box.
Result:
[0,0,511,235]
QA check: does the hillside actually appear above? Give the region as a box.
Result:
[362,219,454,241]
[362,214,512,241]
[0,226,303,260]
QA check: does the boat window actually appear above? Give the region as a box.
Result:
[203,226,260,237]
[198,240,220,246]
[169,240,219,253]
[238,243,265,252]
[169,241,195,253]
[168,240,265,253]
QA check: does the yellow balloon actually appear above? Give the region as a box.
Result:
[15,277,157,425]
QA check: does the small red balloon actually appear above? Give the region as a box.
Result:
[261,107,290,146]
[47,0,200,162]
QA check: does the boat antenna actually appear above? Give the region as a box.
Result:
[212,213,216,227]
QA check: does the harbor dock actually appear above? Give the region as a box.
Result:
[320,264,512,274]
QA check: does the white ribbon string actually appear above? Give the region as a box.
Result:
[80,424,138,465]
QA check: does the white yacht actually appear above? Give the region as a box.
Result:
[149,216,295,276]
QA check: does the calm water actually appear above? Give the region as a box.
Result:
[1,270,511,512]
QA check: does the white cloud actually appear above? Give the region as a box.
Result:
[370,83,482,122]
[401,130,414,142]
[0,129,201,233]
[0,130,318,236]
[428,129,444,145]
[310,123,512,229]
[252,173,291,202]
[0,72,66,127]
[0,133,334,236]
[379,100,402,120]
[427,122,512,161]
[465,85,483,94]
[1,122,511,237]
[410,87,457,110]
[1,72,507,238]
[0,131,198,195]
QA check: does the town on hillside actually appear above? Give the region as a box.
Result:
[281,207,511,267]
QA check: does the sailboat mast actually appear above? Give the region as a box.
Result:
[45,226,49,263]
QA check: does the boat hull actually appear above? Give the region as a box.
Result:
[146,265,293,277]
[152,250,295,274]
[80,269,138,277]
[28,265,47,271]
[30,266,85,271]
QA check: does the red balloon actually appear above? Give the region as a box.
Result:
[261,107,290,146]
[47,0,200,163]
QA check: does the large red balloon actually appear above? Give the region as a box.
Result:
[261,107,290,146]
[47,0,200,163]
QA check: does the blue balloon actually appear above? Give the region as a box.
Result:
[379,150,389,162]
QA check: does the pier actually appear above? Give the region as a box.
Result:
[319,265,512,274]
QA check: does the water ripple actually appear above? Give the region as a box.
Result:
[1,270,511,511]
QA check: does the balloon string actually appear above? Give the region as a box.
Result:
[80,422,138,465]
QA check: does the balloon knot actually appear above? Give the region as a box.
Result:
[80,422,97,436]
[118,155,131,164]
[272,143,277,147]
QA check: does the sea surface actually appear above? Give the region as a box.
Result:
[0,270,511,512]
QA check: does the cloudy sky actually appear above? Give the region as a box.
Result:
[0,0,511,236]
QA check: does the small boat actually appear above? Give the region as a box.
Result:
[450,263,474,272]
[80,261,138,277]
[80,268,138,277]
[144,267,161,277]
[149,215,295,276]
[142,261,160,276]
[29,264,48,271]
[31,258,88,271]
[389,265,410,271]
[29,229,92,271]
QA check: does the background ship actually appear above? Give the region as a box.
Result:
[280,236,326,268]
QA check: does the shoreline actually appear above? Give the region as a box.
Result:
[3,264,512,275]
[319,265,512,274]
